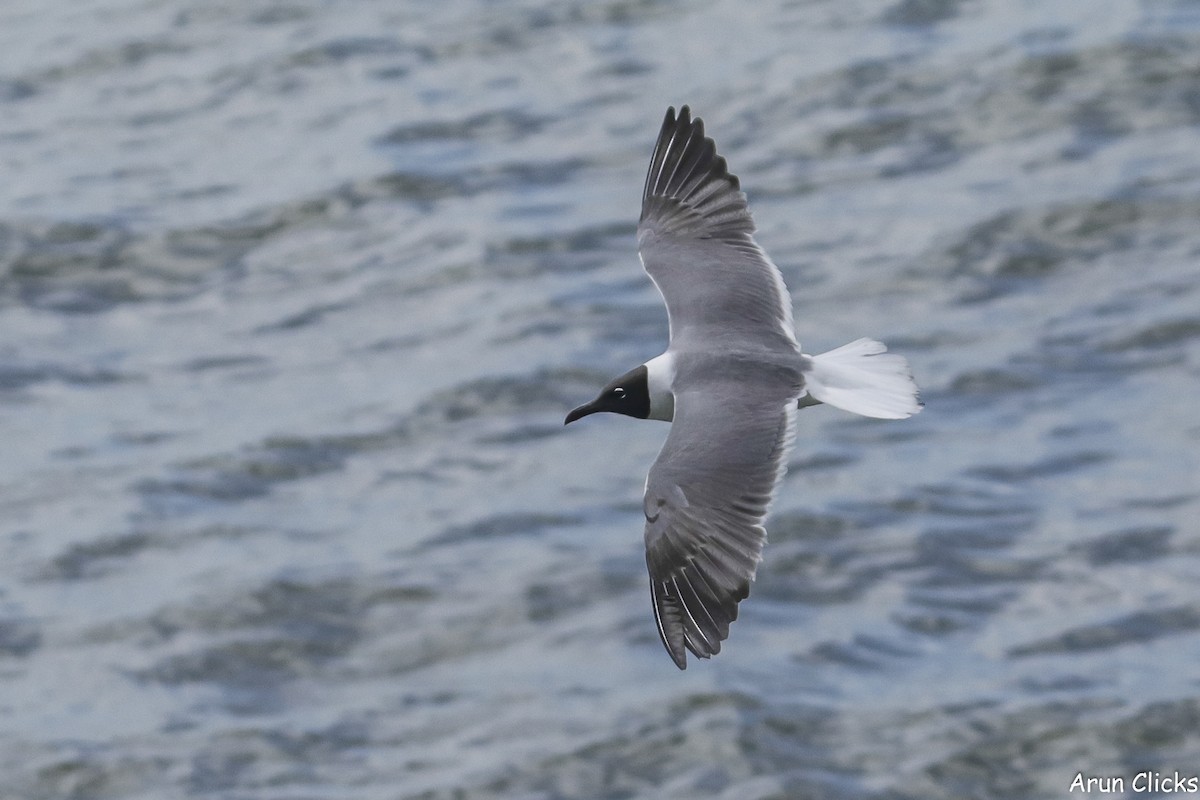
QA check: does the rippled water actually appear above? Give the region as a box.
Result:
[3,1,1199,798]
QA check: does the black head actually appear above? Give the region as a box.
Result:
[565,365,650,424]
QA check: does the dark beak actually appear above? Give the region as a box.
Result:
[564,400,600,425]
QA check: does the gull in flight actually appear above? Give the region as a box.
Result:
[565,106,922,669]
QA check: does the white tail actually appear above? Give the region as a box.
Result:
[802,338,923,420]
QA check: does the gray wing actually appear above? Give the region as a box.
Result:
[638,106,798,352]
[643,369,800,669]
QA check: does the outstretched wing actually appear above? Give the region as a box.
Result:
[637,105,798,353]
[643,366,799,669]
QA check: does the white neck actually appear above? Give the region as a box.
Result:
[644,352,675,421]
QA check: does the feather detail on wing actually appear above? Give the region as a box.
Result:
[643,374,798,669]
[640,105,756,248]
[637,106,797,351]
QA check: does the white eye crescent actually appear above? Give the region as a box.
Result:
[613,387,625,397]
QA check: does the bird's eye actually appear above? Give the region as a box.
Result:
[613,387,626,398]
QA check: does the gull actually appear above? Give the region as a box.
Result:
[565,106,922,669]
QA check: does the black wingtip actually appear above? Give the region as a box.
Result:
[713,155,738,190]
[641,104,753,241]
[651,579,690,669]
